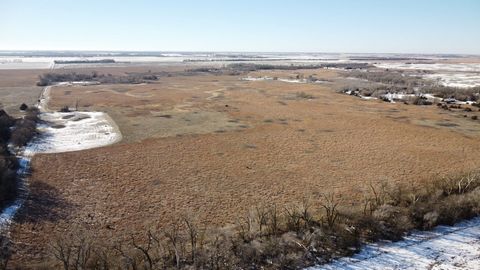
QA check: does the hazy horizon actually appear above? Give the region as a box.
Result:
[1,0,480,55]
[0,50,479,56]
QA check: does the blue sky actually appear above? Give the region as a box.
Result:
[1,0,479,54]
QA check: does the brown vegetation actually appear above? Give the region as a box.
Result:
[4,64,480,268]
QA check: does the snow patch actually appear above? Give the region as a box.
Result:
[242,76,274,81]
[424,73,480,88]
[56,81,101,86]
[373,62,480,88]
[374,63,480,72]
[308,217,480,270]
[34,111,121,153]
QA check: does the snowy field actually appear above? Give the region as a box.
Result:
[373,63,480,73]
[309,217,480,270]
[424,73,480,88]
[373,62,480,88]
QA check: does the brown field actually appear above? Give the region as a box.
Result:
[0,70,44,116]
[5,65,480,265]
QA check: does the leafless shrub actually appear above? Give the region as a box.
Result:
[50,229,95,270]
[285,204,303,233]
[164,220,184,268]
[320,193,340,229]
[255,205,268,234]
[236,216,252,242]
[300,198,314,228]
[266,204,280,236]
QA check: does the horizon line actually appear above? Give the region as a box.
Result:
[0,49,479,57]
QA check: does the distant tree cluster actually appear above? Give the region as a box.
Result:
[37,71,158,86]
[424,85,480,102]
[346,70,480,102]
[348,70,425,87]
[53,59,115,64]
[227,63,370,72]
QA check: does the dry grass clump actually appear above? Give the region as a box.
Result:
[409,96,433,106]
[295,92,315,99]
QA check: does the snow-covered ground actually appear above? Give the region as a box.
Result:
[34,111,121,153]
[309,217,480,270]
[36,84,121,153]
[424,73,480,88]
[373,63,480,73]
[373,62,480,88]
[242,76,275,81]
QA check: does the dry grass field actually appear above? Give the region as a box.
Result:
[5,65,480,265]
[0,69,44,117]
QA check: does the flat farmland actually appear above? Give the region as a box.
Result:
[9,66,480,264]
[0,69,44,116]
